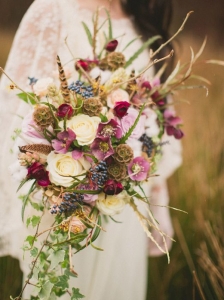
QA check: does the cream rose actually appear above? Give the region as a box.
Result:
[65,114,101,146]
[33,77,54,97]
[96,191,130,216]
[47,152,90,187]
[107,88,130,108]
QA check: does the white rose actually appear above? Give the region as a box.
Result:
[65,114,101,146]
[96,191,130,216]
[107,88,130,108]
[104,68,129,89]
[33,77,54,97]
[47,152,90,187]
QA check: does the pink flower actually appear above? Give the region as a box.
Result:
[119,107,146,140]
[164,110,184,139]
[128,157,150,181]
[52,128,76,153]
[103,179,123,195]
[57,104,73,119]
[114,101,130,118]
[97,119,122,139]
[105,40,118,52]
[27,162,50,186]
[90,136,114,160]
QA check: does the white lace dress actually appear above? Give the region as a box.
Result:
[0,0,182,299]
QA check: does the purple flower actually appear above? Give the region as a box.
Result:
[79,184,98,203]
[97,119,122,139]
[52,128,76,153]
[27,162,50,187]
[164,110,184,139]
[103,179,123,195]
[128,157,150,181]
[91,136,114,160]
[105,40,118,52]
[119,107,146,140]
[57,104,73,119]
[114,101,130,118]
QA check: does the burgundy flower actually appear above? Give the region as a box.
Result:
[27,162,50,187]
[105,40,118,52]
[75,59,89,71]
[128,157,150,181]
[114,101,131,118]
[164,110,184,139]
[57,104,73,119]
[103,179,123,195]
[52,128,76,153]
[97,119,122,139]
[141,81,152,90]
[91,136,114,160]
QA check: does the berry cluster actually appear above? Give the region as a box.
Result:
[50,192,84,214]
[68,80,94,99]
[89,161,108,188]
[139,134,154,157]
[28,77,38,85]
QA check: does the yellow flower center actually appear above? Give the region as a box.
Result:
[99,142,109,153]
[131,163,142,174]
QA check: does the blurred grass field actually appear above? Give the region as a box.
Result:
[0,16,224,300]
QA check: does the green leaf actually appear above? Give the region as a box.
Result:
[22,180,36,221]
[82,22,93,46]
[125,35,161,68]
[30,216,41,227]
[48,250,65,270]
[119,103,145,144]
[17,177,29,192]
[52,233,88,247]
[71,288,85,300]
[17,92,37,105]
[25,235,36,247]
[122,36,141,52]
[104,9,113,40]
[99,113,108,122]
[30,201,44,211]
[55,275,69,289]
[30,247,38,257]
[38,281,54,300]
[49,292,57,300]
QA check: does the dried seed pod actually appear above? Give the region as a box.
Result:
[107,52,126,70]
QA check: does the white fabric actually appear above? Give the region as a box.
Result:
[0,0,182,299]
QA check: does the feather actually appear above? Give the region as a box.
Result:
[19,144,52,156]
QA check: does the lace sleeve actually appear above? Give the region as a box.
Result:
[0,0,61,257]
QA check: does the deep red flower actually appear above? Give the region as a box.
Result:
[27,162,50,187]
[103,179,123,195]
[75,59,89,71]
[57,104,73,119]
[164,110,184,139]
[105,40,118,52]
[114,101,130,118]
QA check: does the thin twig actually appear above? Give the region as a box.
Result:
[192,271,206,300]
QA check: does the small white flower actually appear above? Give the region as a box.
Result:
[46,152,90,187]
[89,67,112,84]
[33,77,54,97]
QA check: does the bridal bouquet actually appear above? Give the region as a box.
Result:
[2,9,220,300]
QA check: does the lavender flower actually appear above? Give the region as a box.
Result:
[91,136,114,160]
[52,128,76,153]
[97,119,122,139]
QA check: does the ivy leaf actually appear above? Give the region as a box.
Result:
[25,235,36,247]
[49,293,57,300]
[48,250,65,270]
[17,92,37,105]
[38,281,54,300]
[71,288,85,300]
[30,247,38,257]
[30,216,41,227]
[55,275,69,290]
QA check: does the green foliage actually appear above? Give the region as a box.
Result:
[48,250,66,270]
[125,35,161,68]
[21,180,36,221]
[99,113,108,122]
[71,288,85,300]
[82,22,93,46]
[17,92,37,105]
[30,247,38,258]
[38,281,54,300]
[119,104,145,144]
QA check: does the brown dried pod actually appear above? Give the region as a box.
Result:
[107,52,126,70]
[33,105,54,129]
[107,161,127,181]
[83,97,103,117]
[19,144,53,156]
[114,144,134,164]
